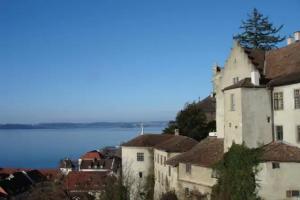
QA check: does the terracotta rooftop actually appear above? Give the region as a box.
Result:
[65,171,109,191]
[154,135,198,153]
[223,78,265,91]
[80,159,117,171]
[261,141,300,163]
[81,150,104,160]
[267,71,300,87]
[166,137,224,167]
[122,134,174,147]
[244,48,265,72]
[265,41,300,79]
[197,96,216,113]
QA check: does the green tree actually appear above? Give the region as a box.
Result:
[211,143,262,200]
[234,8,285,50]
[163,101,216,141]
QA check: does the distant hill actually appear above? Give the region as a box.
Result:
[0,121,168,130]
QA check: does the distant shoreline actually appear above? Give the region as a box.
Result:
[0,121,168,130]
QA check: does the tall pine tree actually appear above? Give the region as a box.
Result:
[234,8,285,50]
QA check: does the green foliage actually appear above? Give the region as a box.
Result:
[211,143,262,200]
[234,8,285,50]
[163,101,216,141]
[100,176,129,200]
[143,174,155,200]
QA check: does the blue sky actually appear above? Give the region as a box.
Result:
[0,0,299,123]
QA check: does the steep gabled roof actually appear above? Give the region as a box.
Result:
[265,41,300,79]
[81,150,103,160]
[122,134,174,147]
[261,141,300,163]
[197,96,216,113]
[223,78,265,91]
[154,135,198,153]
[166,137,224,168]
[244,48,265,72]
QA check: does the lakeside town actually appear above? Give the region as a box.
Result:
[1,2,300,200]
[2,29,300,199]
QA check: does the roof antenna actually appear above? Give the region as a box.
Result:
[140,123,144,135]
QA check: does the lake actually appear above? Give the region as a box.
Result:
[0,126,164,168]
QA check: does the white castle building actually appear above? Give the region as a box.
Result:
[122,31,300,200]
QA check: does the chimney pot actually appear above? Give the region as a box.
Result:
[294,31,300,41]
[251,71,260,86]
[287,37,294,45]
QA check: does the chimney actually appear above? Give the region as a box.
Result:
[78,158,82,170]
[294,31,300,42]
[251,71,260,86]
[174,129,180,136]
[140,123,144,135]
[287,36,294,45]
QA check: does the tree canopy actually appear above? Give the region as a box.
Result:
[234,8,285,50]
[211,143,262,200]
[163,100,216,141]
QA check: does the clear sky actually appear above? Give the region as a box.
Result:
[0,0,299,123]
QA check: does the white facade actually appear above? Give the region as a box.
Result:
[213,42,260,139]
[223,88,272,150]
[273,83,300,147]
[177,163,217,200]
[122,146,154,200]
[257,162,300,200]
[153,149,180,199]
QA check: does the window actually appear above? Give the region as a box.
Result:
[276,126,283,141]
[164,157,166,166]
[168,166,171,176]
[211,169,219,178]
[137,152,144,161]
[186,164,191,174]
[158,172,160,183]
[295,89,300,109]
[272,162,280,169]
[287,190,300,197]
[139,172,143,178]
[185,188,191,197]
[233,77,239,84]
[274,92,284,110]
[230,94,235,111]
[297,126,300,143]
[160,155,163,165]
[157,154,159,163]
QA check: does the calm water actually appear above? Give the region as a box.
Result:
[0,126,164,168]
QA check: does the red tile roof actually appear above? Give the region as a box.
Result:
[154,135,198,153]
[122,134,174,147]
[166,137,224,167]
[65,171,109,191]
[223,78,266,91]
[267,71,300,87]
[261,141,300,163]
[81,150,104,160]
[265,41,300,79]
